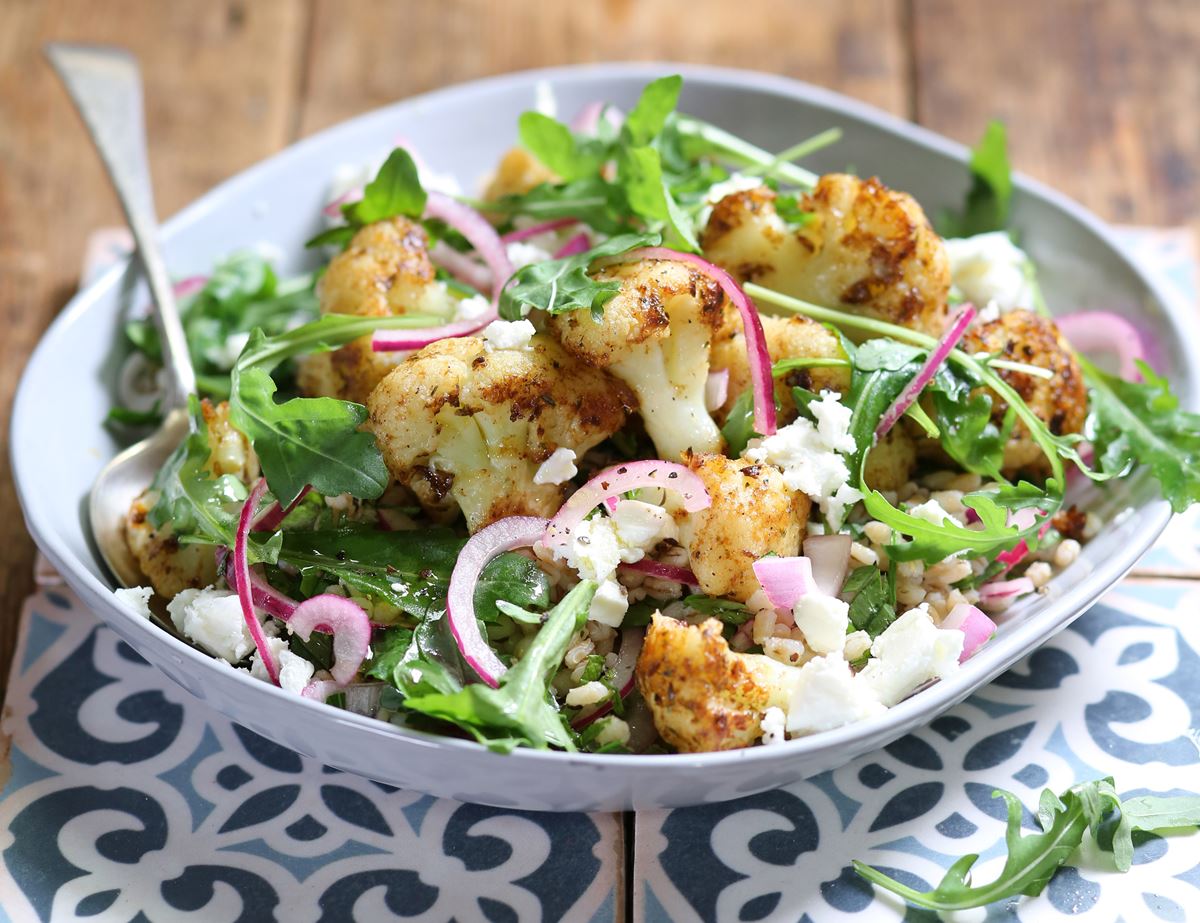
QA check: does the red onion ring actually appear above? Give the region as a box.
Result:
[553,233,591,258]
[302,678,345,702]
[1054,311,1147,381]
[544,461,710,551]
[876,303,977,439]
[288,594,372,686]
[448,516,549,687]
[978,576,1034,601]
[619,559,699,588]
[224,555,298,621]
[995,507,1051,572]
[620,247,776,437]
[430,241,494,293]
[234,479,280,685]
[571,627,643,729]
[501,218,578,243]
[252,484,312,533]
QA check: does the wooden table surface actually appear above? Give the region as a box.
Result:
[0,0,1197,694]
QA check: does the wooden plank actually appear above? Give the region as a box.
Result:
[911,0,1200,232]
[0,0,311,696]
[297,0,908,136]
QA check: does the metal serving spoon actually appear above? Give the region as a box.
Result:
[47,44,198,589]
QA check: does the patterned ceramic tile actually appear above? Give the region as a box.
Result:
[633,577,1200,922]
[0,589,623,922]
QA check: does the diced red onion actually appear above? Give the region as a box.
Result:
[448,516,549,687]
[752,556,816,610]
[619,559,699,588]
[544,461,710,551]
[234,479,280,685]
[1055,311,1147,381]
[941,603,997,661]
[705,368,730,412]
[302,678,345,702]
[570,101,605,134]
[978,576,1035,602]
[876,303,977,439]
[621,247,776,436]
[571,627,643,729]
[995,507,1051,572]
[288,594,372,686]
[804,534,853,597]
[253,484,312,533]
[173,276,208,299]
[553,233,590,258]
[501,218,577,243]
[323,188,361,218]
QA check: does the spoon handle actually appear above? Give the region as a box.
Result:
[46,43,197,407]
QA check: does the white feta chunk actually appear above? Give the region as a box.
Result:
[533,447,578,486]
[611,500,675,552]
[453,293,492,322]
[167,586,255,664]
[786,654,885,736]
[944,231,1034,314]
[482,319,536,352]
[250,636,316,695]
[554,516,622,580]
[908,498,956,526]
[114,586,154,619]
[857,606,964,706]
[760,706,787,745]
[792,593,850,654]
[588,578,629,628]
[506,241,554,270]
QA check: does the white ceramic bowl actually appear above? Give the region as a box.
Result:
[12,64,1197,812]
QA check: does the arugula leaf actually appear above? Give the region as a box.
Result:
[517,112,608,181]
[774,192,814,226]
[398,580,598,753]
[721,387,761,458]
[363,626,414,682]
[497,231,660,320]
[623,75,683,146]
[842,565,897,637]
[471,553,552,623]
[938,120,1013,237]
[107,403,163,428]
[344,147,426,225]
[682,594,751,624]
[480,178,630,234]
[1082,357,1200,513]
[617,145,699,251]
[855,779,1200,910]
[929,364,1013,481]
[147,397,246,547]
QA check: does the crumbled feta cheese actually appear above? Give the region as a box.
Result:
[565,680,610,707]
[453,294,491,322]
[792,593,850,654]
[843,629,872,661]
[745,390,862,528]
[594,715,630,747]
[589,578,629,628]
[857,606,964,706]
[786,654,886,736]
[534,447,578,485]
[167,586,255,664]
[506,241,554,270]
[704,173,765,205]
[250,636,316,694]
[114,586,154,619]
[977,301,1001,323]
[760,706,787,745]
[482,319,536,351]
[908,498,956,526]
[554,516,623,580]
[611,500,675,550]
[944,232,1034,314]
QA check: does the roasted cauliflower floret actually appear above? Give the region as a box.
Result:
[863,427,918,492]
[124,400,259,598]
[670,452,809,602]
[298,216,458,404]
[367,333,632,532]
[547,259,727,462]
[637,614,801,752]
[701,178,951,336]
[484,147,559,201]
[959,309,1087,477]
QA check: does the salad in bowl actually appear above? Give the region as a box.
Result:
[108,75,1200,757]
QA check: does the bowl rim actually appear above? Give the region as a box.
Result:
[11,60,1190,774]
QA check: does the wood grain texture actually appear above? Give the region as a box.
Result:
[297,0,908,135]
[912,0,1200,233]
[0,0,309,694]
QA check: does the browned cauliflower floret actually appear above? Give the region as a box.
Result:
[701,178,951,336]
[670,452,809,602]
[959,309,1087,477]
[124,400,259,597]
[863,427,918,492]
[298,216,458,404]
[636,614,800,752]
[484,147,559,201]
[547,259,727,462]
[367,334,632,532]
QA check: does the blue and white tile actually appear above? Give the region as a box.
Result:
[0,589,622,922]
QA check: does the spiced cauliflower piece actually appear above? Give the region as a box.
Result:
[124,400,259,598]
[959,309,1087,477]
[367,333,632,532]
[484,147,560,201]
[298,216,460,404]
[636,613,802,752]
[701,178,951,336]
[670,452,809,602]
[547,258,727,461]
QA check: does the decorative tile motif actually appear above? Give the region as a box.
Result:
[634,579,1200,921]
[0,590,621,922]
